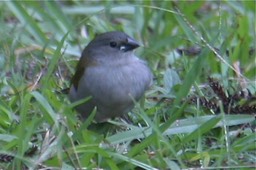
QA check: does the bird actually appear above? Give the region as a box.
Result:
[69,31,152,123]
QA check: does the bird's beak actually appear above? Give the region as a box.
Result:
[127,37,140,49]
[120,37,140,52]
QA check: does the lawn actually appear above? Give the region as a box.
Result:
[0,1,255,169]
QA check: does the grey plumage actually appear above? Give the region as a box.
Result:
[69,31,152,122]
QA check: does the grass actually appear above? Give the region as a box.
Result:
[0,1,255,169]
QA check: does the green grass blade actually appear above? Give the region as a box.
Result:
[6,1,47,44]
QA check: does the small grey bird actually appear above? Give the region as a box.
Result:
[69,31,152,122]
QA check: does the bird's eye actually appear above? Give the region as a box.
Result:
[110,41,117,48]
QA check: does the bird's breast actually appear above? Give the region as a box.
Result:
[79,58,152,103]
